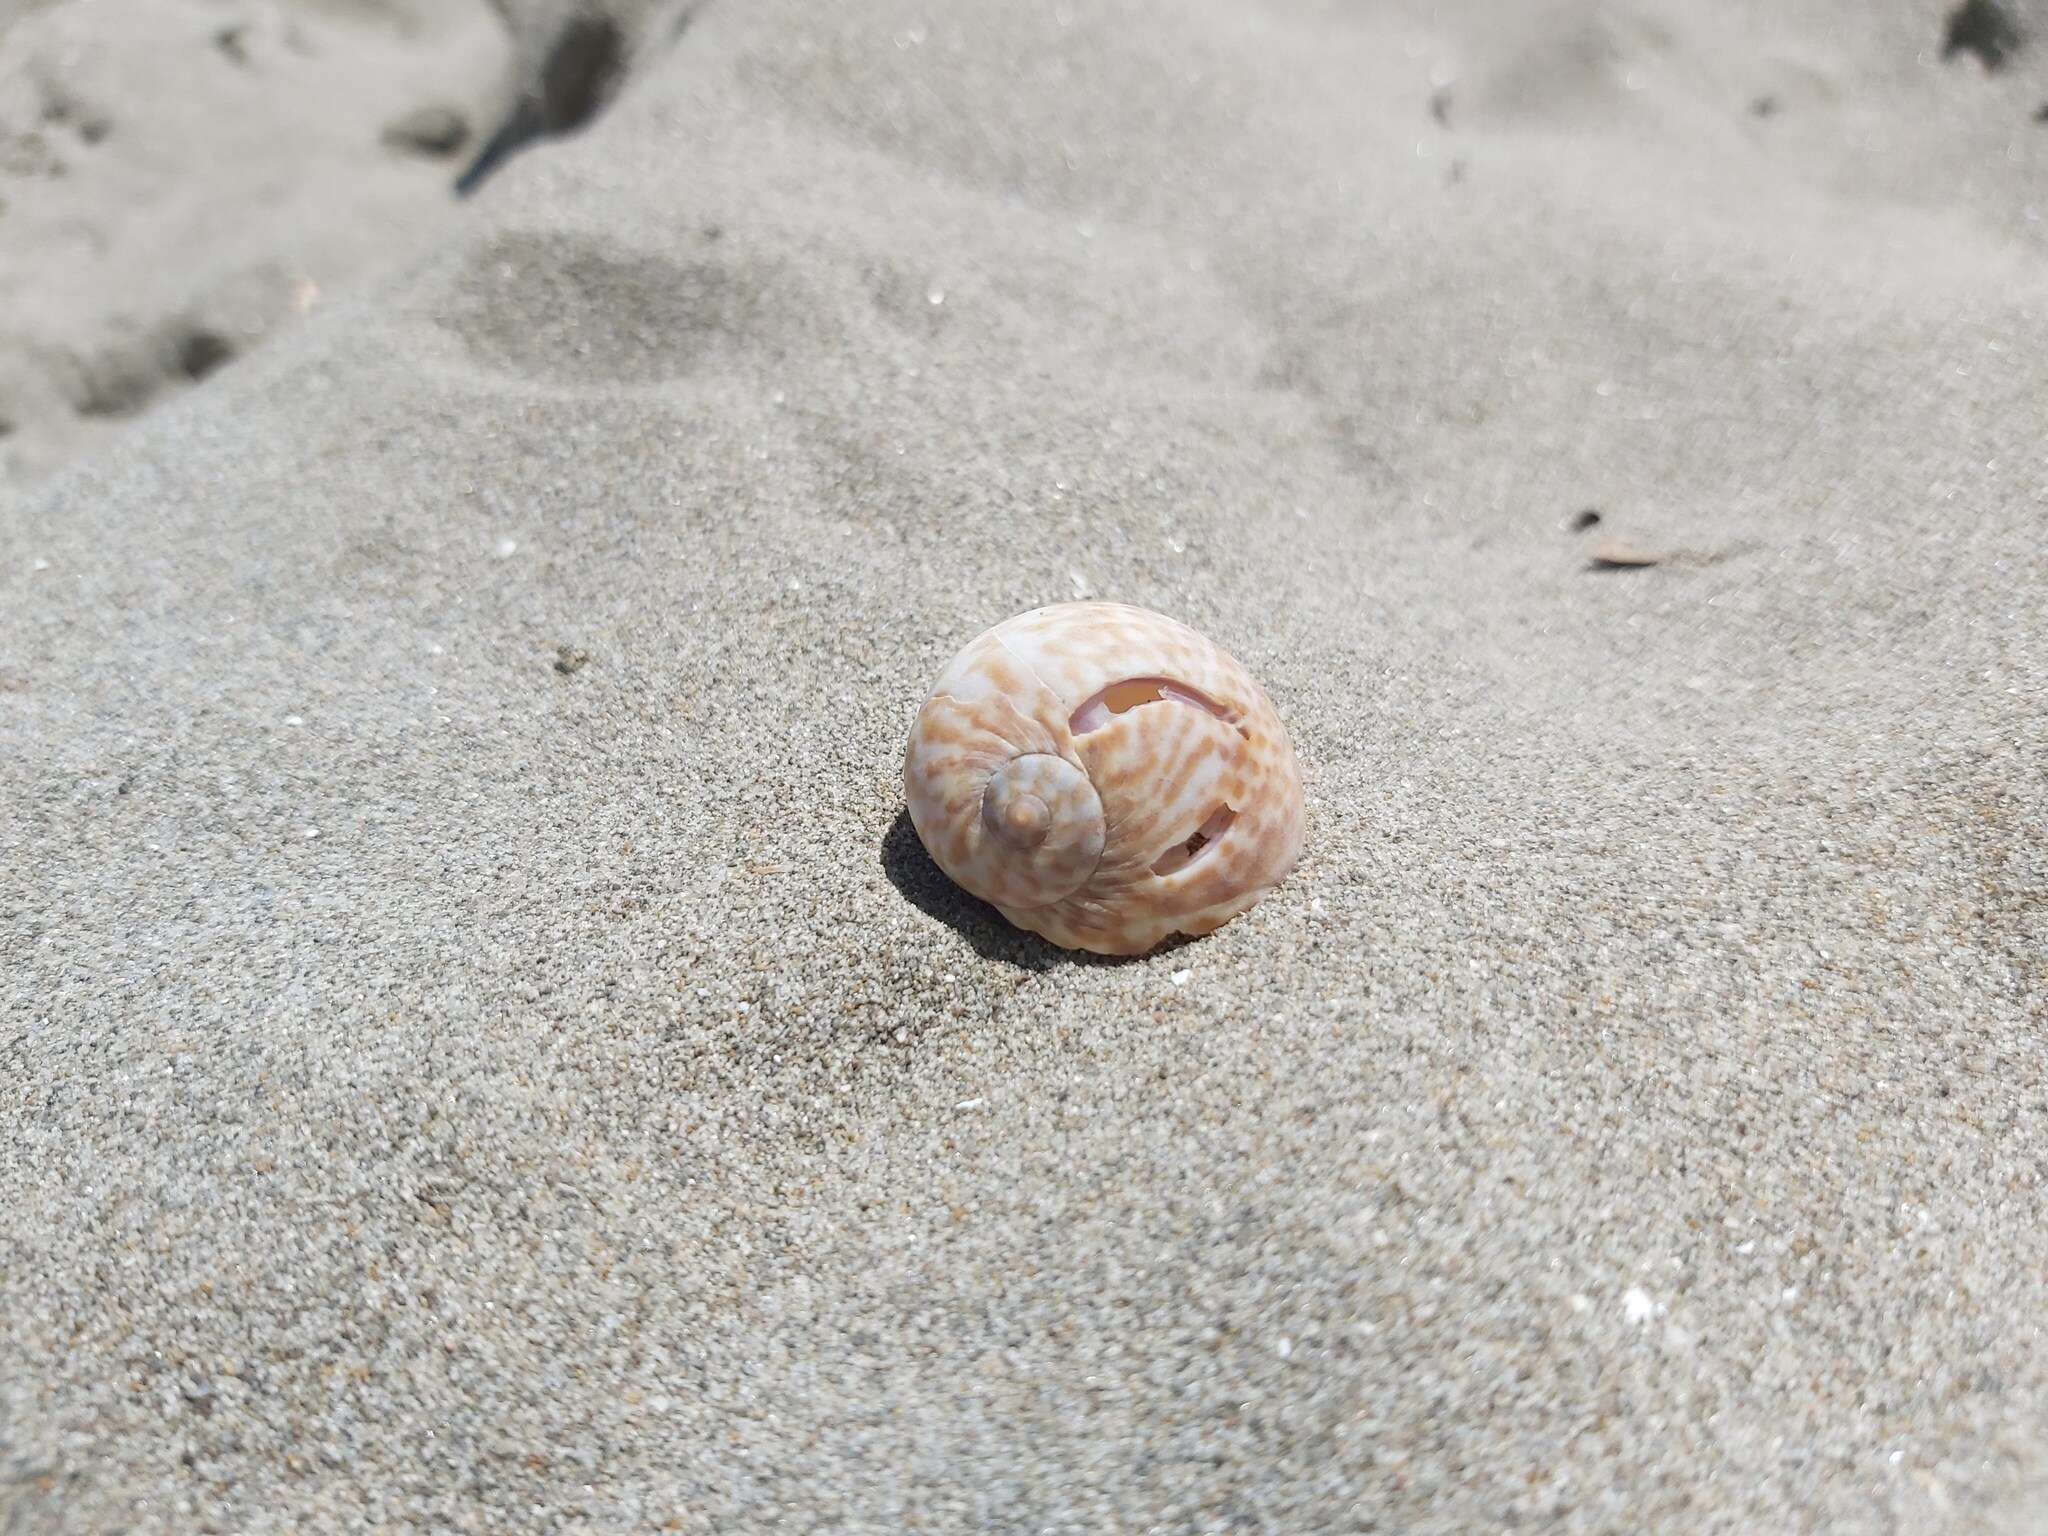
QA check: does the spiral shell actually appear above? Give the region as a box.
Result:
[903,602,1305,955]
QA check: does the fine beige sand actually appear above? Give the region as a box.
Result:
[0,0,506,491]
[3,0,2046,1530]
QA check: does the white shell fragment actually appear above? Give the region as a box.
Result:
[903,602,1305,955]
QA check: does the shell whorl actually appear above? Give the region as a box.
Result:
[903,602,1306,956]
[902,649,1108,912]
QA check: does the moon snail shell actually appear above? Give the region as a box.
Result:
[903,602,1306,955]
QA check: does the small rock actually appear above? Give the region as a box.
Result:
[1588,538,1664,569]
[382,105,470,158]
[1565,508,1603,532]
[553,645,590,676]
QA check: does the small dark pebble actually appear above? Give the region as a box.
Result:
[2036,101,2048,122]
[1566,509,1603,532]
[176,329,234,382]
[1430,88,1453,127]
[553,645,590,676]
[1750,94,1779,118]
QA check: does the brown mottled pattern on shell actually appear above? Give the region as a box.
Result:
[903,642,1107,911]
[904,603,1305,955]
[981,751,1107,907]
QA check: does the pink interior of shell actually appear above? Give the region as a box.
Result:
[1068,676,1232,736]
[1150,803,1238,876]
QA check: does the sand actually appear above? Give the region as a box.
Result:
[0,0,507,492]
[2,0,2045,1530]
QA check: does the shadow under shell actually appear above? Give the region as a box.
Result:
[880,807,1194,971]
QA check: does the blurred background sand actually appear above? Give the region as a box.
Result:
[2,1,2045,1531]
